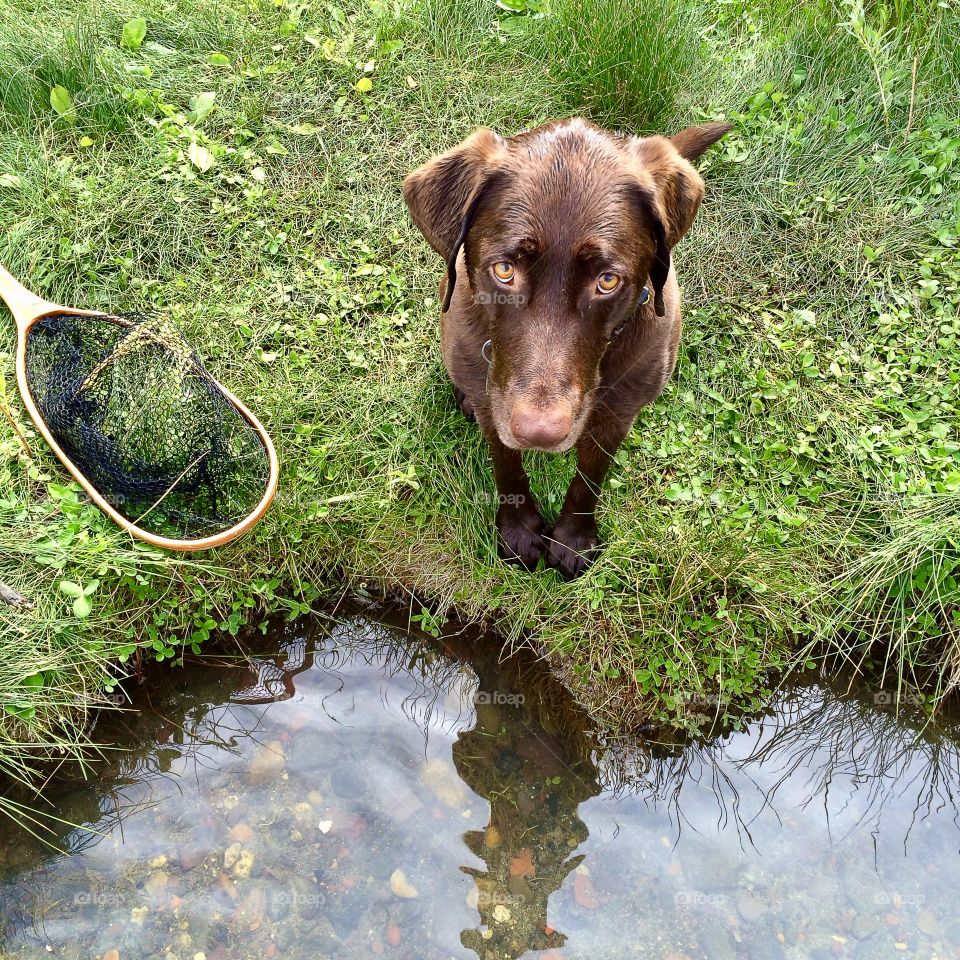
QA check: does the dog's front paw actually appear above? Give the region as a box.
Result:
[546,516,599,579]
[497,504,545,569]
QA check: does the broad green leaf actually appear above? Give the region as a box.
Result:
[187,142,214,172]
[4,705,36,720]
[73,594,93,618]
[0,173,23,189]
[22,673,44,689]
[208,52,231,66]
[50,86,76,123]
[121,18,147,51]
[78,135,94,147]
[189,91,217,123]
[355,77,373,93]
[59,580,83,598]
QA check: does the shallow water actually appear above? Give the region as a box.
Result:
[1,612,959,960]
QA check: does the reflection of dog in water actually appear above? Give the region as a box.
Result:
[452,666,600,958]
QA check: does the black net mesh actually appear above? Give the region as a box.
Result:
[25,312,271,541]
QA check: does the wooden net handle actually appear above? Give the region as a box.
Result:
[0,263,59,330]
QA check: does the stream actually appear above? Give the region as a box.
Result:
[1,610,958,959]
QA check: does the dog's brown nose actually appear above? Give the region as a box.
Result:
[510,401,573,449]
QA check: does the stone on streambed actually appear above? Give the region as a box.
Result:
[247,741,286,784]
[514,733,569,778]
[687,849,739,892]
[850,911,882,940]
[474,702,500,729]
[389,869,419,899]
[289,732,338,771]
[492,904,512,924]
[421,758,467,809]
[177,840,214,872]
[223,843,255,879]
[697,927,738,960]
[265,886,290,923]
[853,934,887,960]
[507,875,532,902]
[735,888,769,923]
[330,768,365,799]
[306,918,343,954]
[228,823,254,844]
[143,871,170,898]
[371,771,424,825]
[230,889,266,933]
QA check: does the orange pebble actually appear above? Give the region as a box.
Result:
[509,848,535,879]
[289,712,309,732]
[573,872,599,909]
[229,823,254,843]
[387,923,402,947]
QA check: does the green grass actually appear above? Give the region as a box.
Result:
[533,0,707,130]
[0,0,958,805]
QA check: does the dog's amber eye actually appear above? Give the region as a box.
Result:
[492,262,515,283]
[597,272,621,293]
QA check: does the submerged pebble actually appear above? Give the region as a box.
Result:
[735,888,768,923]
[421,758,467,809]
[389,869,419,899]
[223,843,255,879]
[247,741,286,784]
[228,823,254,844]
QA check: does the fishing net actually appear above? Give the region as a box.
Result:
[25,312,271,541]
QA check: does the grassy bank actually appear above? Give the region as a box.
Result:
[1,0,959,797]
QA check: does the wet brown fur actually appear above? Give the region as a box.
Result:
[404,118,730,578]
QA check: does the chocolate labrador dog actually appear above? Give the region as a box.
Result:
[404,118,730,578]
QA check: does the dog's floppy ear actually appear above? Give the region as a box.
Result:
[403,128,507,311]
[403,128,506,258]
[627,122,731,316]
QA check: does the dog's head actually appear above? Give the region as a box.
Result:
[404,118,730,452]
